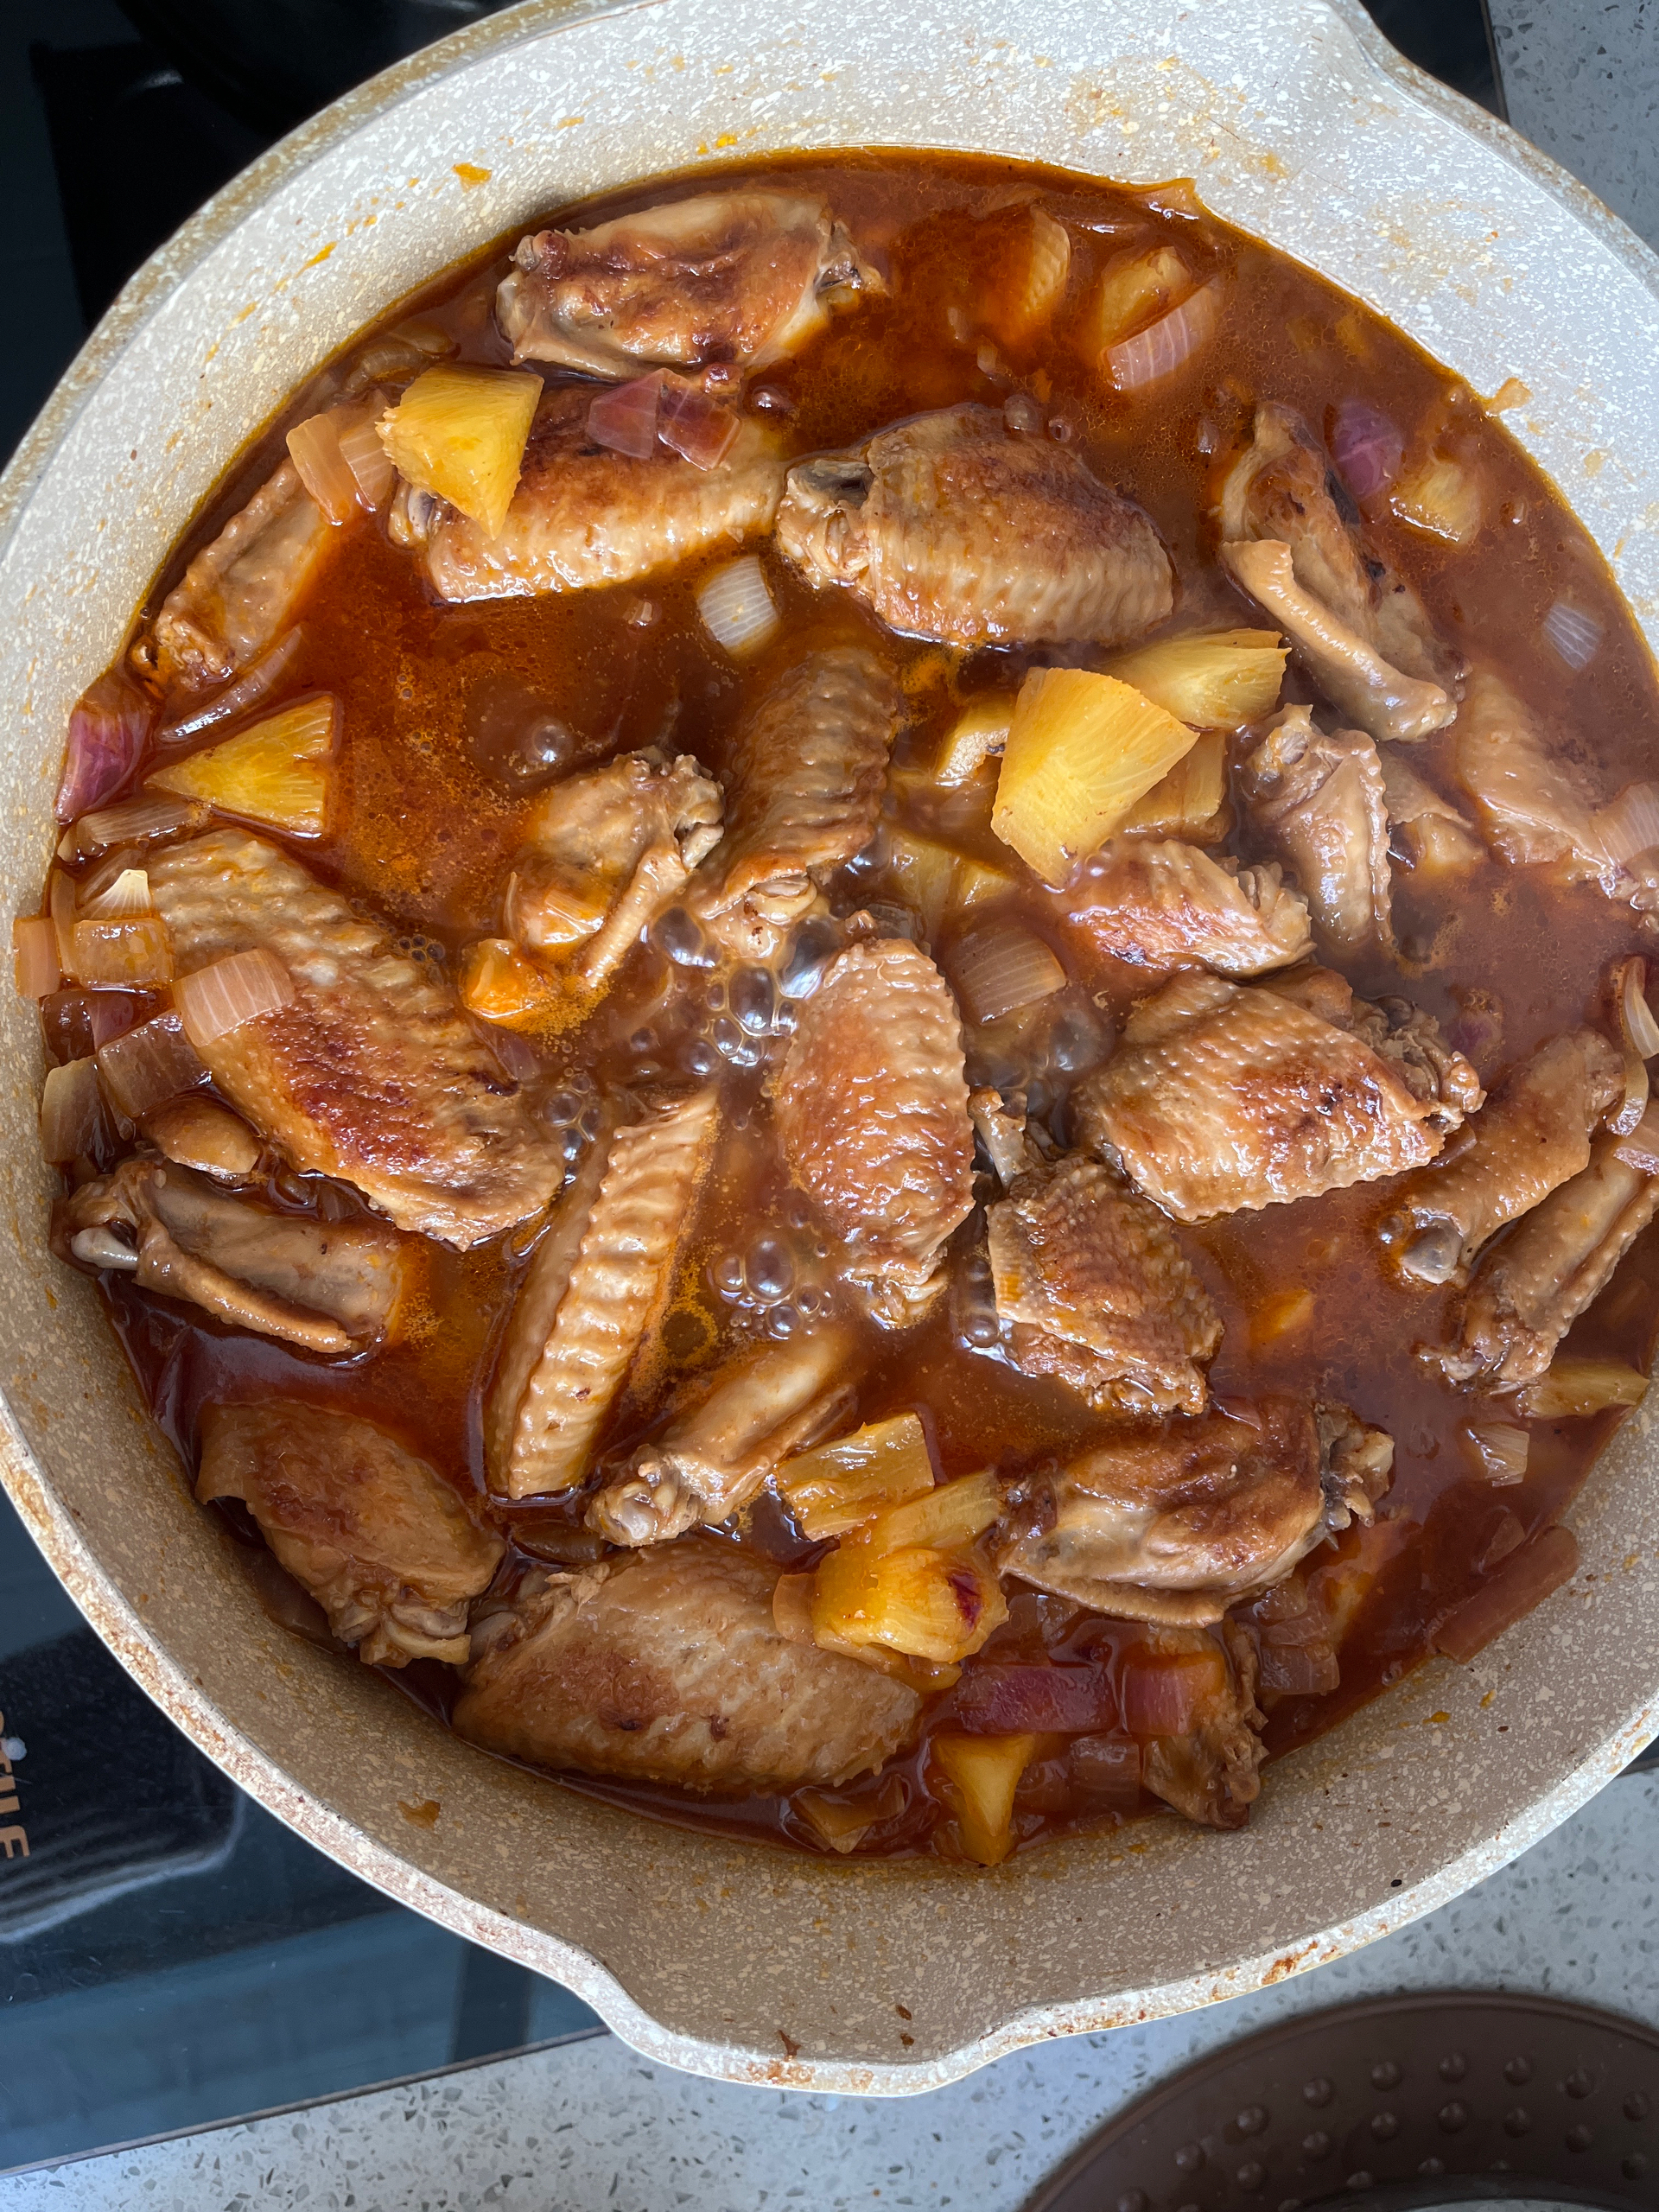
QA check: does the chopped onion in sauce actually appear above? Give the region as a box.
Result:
[11,917,59,1002]
[175,949,296,1051]
[586,372,663,459]
[56,671,152,824]
[658,378,741,470]
[156,629,305,747]
[1592,780,1659,866]
[1120,1648,1223,1736]
[39,1056,104,1163]
[288,410,365,526]
[95,1011,207,1121]
[1611,1049,1651,1137]
[1105,279,1218,395]
[1330,397,1403,503]
[1542,599,1602,673]
[950,924,1066,1025]
[57,791,207,867]
[1618,957,1659,1059]
[1518,1357,1649,1420]
[68,915,174,989]
[79,868,151,922]
[696,556,779,658]
[336,408,397,511]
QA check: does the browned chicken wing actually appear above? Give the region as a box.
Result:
[497,192,882,377]
[1381,752,1484,875]
[1073,967,1482,1221]
[198,1401,503,1666]
[588,1325,855,1546]
[1432,1109,1659,1389]
[1069,837,1312,978]
[58,1158,410,1356]
[453,1538,921,1793]
[485,1089,719,1500]
[135,461,332,694]
[146,830,562,1247]
[503,747,724,991]
[775,404,1173,649]
[693,646,902,955]
[1382,1028,1623,1286]
[971,1090,1220,1416]
[996,1398,1392,1627]
[409,384,785,602]
[1452,670,1618,886]
[772,937,975,1325]
[1239,706,1394,955]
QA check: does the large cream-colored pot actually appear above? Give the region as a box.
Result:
[2,0,1656,2095]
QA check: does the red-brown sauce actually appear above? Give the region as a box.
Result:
[43,150,1659,1859]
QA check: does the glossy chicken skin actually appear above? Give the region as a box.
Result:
[485,1089,719,1500]
[410,384,785,602]
[971,1090,1220,1416]
[198,1401,503,1667]
[1074,967,1482,1222]
[454,1539,922,1792]
[775,404,1173,649]
[1240,707,1394,956]
[1382,1028,1623,1286]
[694,646,902,954]
[136,461,332,694]
[996,1400,1392,1627]
[58,1157,410,1356]
[1452,670,1619,887]
[1069,838,1312,978]
[498,192,882,378]
[588,1326,855,1546]
[771,937,975,1325]
[146,830,562,1247]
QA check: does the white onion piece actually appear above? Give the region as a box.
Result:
[696,556,779,658]
[1591,779,1659,865]
[157,628,305,747]
[11,916,60,1002]
[658,379,740,470]
[1619,957,1659,1058]
[337,410,396,509]
[950,925,1066,1025]
[79,868,151,922]
[1542,600,1602,672]
[1465,1419,1529,1486]
[95,1013,207,1121]
[1106,280,1218,394]
[176,949,296,1051]
[288,411,362,526]
[40,1057,103,1163]
[59,791,207,865]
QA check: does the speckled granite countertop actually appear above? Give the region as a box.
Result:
[8,1772,1657,2209]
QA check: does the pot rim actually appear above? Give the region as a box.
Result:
[2,0,1656,2098]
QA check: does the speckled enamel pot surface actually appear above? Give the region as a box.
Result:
[2,0,1657,2096]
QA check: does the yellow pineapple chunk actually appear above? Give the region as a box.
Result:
[1118,728,1229,842]
[1249,1287,1314,1348]
[1391,454,1482,546]
[148,696,336,836]
[1106,627,1287,729]
[810,1536,1007,1664]
[777,1412,937,1540]
[862,1467,1001,1556]
[993,669,1198,884]
[982,208,1071,349]
[936,695,1015,785]
[933,1732,1041,1866]
[1078,245,1190,360]
[378,363,542,537]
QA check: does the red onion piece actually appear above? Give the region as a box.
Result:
[658,378,741,470]
[39,1058,105,1164]
[586,372,663,459]
[1067,1732,1141,1808]
[1331,397,1404,503]
[1257,1640,1341,1695]
[950,1662,1116,1735]
[56,671,152,824]
[1120,1652,1216,1736]
[1106,280,1218,394]
[1433,1523,1579,1663]
[95,1010,208,1119]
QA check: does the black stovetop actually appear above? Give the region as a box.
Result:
[0,0,1505,2176]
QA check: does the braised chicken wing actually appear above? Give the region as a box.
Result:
[1240,707,1393,956]
[776,404,1173,649]
[498,192,882,377]
[198,1401,503,1666]
[454,1538,921,1792]
[1069,838,1313,978]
